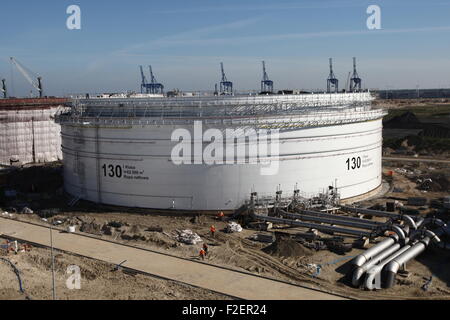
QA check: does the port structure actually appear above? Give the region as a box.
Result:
[350,57,362,92]
[139,65,164,94]
[260,61,274,94]
[139,65,148,94]
[327,58,339,93]
[219,62,233,95]
[10,57,43,98]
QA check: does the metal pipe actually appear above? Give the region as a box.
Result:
[352,243,401,287]
[341,206,400,218]
[254,214,372,237]
[401,215,417,230]
[364,244,413,290]
[298,209,385,226]
[415,217,425,228]
[341,206,419,230]
[383,237,431,288]
[279,210,379,230]
[351,234,399,267]
[391,225,406,241]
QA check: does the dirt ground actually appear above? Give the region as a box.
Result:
[0,238,231,300]
[3,190,449,300]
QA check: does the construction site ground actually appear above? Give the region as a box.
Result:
[1,159,449,300]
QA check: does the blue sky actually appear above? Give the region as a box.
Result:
[1,0,450,96]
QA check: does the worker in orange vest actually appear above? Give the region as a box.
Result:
[210,225,216,238]
[217,211,225,221]
[199,248,206,260]
[202,243,209,256]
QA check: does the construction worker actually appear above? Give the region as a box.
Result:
[217,211,225,221]
[199,248,206,260]
[210,225,216,238]
[202,243,209,256]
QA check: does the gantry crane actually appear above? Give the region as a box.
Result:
[139,65,148,93]
[327,58,339,93]
[139,65,164,94]
[219,62,233,95]
[10,57,43,98]
[260,61,274,94]
[147,65,164,94]
[350,57,362,92]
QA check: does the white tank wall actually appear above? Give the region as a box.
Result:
[61,118,382,210]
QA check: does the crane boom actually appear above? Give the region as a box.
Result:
[149,65,156,84]
[220,62,227,82]
[10,57,43,97]
[139,66,147,93]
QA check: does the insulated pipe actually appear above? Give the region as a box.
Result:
[424,230,441,244]
[279,210,379,230]
[341,206,400,218]
[254,214,372,237]
[364,244,413,290]
[383,237,431,288]
[340,206,417,229]
[401,215,417,230]
[352,243,402,287]
[351,234,399,267]
[415,218,425,228]
[299,209,385,226]
[391,225,406,241]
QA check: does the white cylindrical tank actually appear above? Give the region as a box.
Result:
[58,92,385,211]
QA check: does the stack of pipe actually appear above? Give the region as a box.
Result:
[349,218,449,290]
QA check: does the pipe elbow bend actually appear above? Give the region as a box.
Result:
[352,255,367,268]
[352,267,365,287]
[391,225,405,240]
[402,215,417,230]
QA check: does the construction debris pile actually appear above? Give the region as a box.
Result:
[173,229,202,245]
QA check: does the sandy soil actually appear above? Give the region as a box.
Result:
[0,240,231,300]
[5,201,449,300]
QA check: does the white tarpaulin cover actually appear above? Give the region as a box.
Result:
[0,106,63,165]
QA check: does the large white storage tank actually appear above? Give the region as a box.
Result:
[57,92,385,210]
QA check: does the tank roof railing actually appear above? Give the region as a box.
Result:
[68,99,371,120]
[56,109,386,129]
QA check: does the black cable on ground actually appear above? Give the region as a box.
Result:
[0,257,31,300]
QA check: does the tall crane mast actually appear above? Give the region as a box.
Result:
[350,57,362,92]
[147,65,164,94]
[10,57,43,98]
[139,65,148,93]
[260,61,274,94]
[327,58,339,93]
[219,62,233,95]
